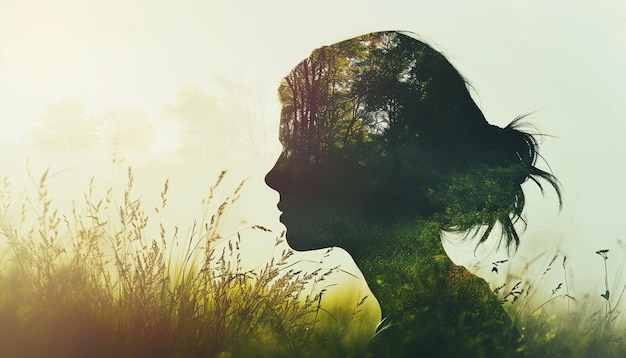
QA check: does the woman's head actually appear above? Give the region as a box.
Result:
[265,31,561,253]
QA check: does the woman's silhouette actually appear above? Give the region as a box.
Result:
[265,31,561,356]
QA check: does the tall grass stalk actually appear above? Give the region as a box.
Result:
[596,249,626,330]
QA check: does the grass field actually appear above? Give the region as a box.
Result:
[0,167,624,357]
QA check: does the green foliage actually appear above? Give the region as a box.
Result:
[359,219,519,357]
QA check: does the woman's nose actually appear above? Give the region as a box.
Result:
[265,152,287,192]
[265,164,279,191]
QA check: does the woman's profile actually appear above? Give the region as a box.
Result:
[265,31,561,356]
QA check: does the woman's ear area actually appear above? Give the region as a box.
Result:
[362,152,395,192]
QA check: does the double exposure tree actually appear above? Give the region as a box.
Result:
[277,36,372,164]
[277,32,458,207]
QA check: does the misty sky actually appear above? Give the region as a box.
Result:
[2,0,626,313]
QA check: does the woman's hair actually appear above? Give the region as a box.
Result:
[471,117,562,251]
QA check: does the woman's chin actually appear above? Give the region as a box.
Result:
[284,229,329,252]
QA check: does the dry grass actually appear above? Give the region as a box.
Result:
[0,167,371,358]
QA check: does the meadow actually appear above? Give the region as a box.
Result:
[0,165,625,357]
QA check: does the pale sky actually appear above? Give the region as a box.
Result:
[2,0,626,322]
